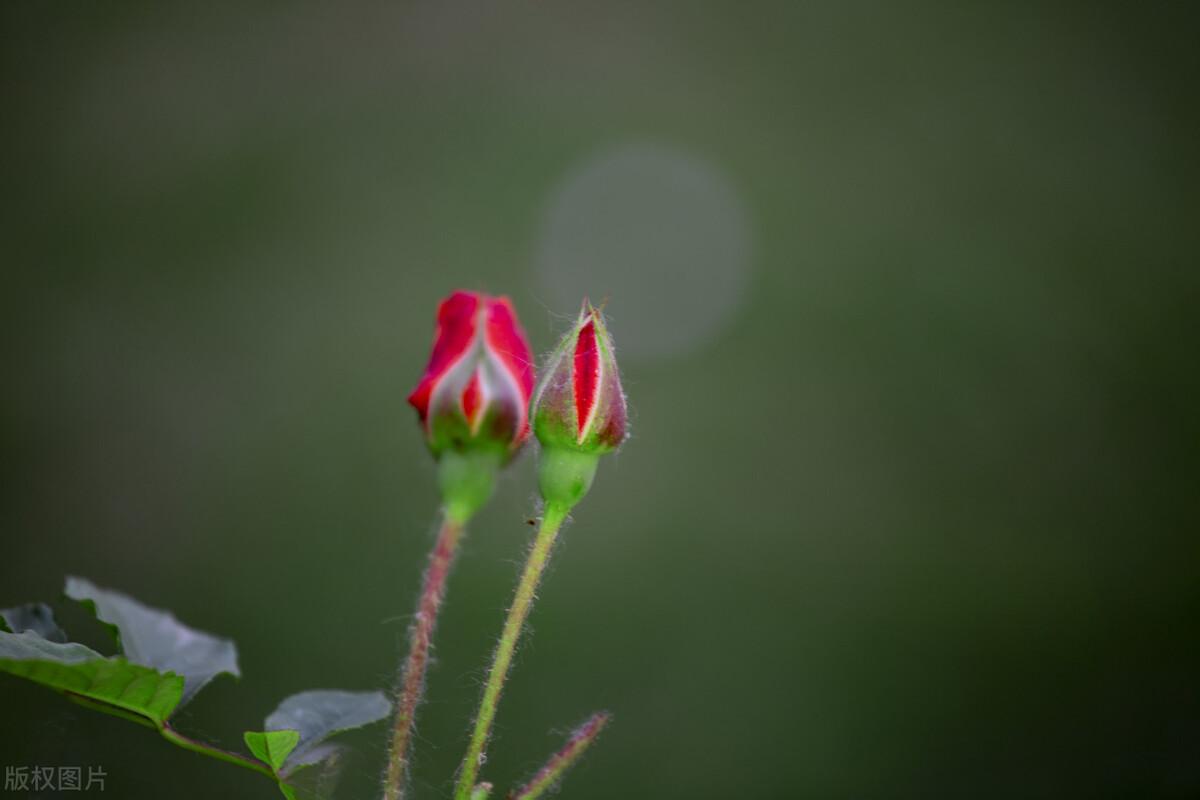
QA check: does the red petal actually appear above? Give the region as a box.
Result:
[461,370,482,427]
[573,319,599,438]
[485,297,534,402]
[407,291,480,421]
[485,296,535,442]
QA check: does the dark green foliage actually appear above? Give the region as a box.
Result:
[0,602,68,642]
[0,630,183,725]
[262,689,392,776]
[65,576,239,706]
[0,578,390,798]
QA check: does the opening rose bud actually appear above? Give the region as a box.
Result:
[409,291,534,521]
[532,301,627,510]
[453,307,630,797]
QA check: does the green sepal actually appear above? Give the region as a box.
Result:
[538,446,600,511]
[439,449,501,524]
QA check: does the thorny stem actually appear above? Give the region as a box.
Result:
[508,712,611,800]
[382,511,467,800]
[453,504,570,800]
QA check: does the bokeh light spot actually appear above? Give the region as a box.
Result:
[536,143,752,360]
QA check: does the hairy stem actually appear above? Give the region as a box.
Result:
[382,511,467,800]
[509,712,611,800]
[453,504,569,800]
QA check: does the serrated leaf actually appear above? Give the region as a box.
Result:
[244,729,301,772]
[0,630,183,724]
[264,689,391,773]
[65,576,239,706]
[0,602,67,642]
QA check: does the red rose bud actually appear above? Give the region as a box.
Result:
[532,301,628,510]
[409,291,534,520]
[409,291,534,457]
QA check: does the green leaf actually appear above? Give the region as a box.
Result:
[0,630,184,725]
[244,729,301,772]
[65,576,239,706]
[0,602,67,642]
[241,730,305,800]
[263,689,391,774]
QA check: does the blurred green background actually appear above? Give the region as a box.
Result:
[2,2,1198,798]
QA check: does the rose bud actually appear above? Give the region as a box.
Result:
[408,291,534,519]
[532,301,628,510]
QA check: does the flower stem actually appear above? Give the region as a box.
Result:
[509,711,611,800]
[453,504,570,800]
[382,511,467,800]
